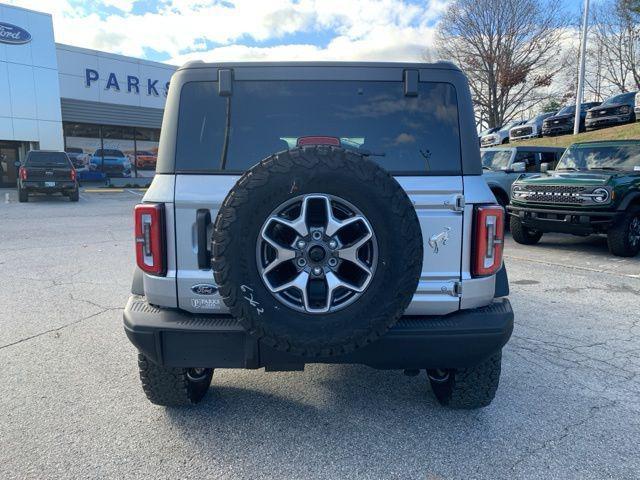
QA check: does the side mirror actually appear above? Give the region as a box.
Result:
[511,161,526,173]
[540,163,550,173]
[14,160,21,168]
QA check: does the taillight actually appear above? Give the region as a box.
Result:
[472,205,504,277]
[19,167,27,181]
[70,169,77,182]
[134,203,166,276]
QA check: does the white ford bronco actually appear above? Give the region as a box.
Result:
[124,62,513,409]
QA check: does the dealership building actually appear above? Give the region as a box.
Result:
[0,3,176,186]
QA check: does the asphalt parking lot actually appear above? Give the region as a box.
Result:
[0,189,638,480]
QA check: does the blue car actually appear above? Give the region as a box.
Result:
[90,149,132,178]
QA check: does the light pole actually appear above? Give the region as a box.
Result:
[574,0,590,135]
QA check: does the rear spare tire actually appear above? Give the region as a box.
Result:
[212,146,423,357]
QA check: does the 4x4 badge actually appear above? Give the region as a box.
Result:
[429,227,451,254]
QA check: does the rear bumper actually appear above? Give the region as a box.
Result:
[21,180,77,192]
[508,204,620,234]
[123,295,514,370]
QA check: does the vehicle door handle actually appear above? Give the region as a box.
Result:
[196,209,212,269]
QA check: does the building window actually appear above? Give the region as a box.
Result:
[63,122,160,180]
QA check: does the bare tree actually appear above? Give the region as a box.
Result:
[591,0,640,92]
[435,0,569,128]
[585,37,607,101]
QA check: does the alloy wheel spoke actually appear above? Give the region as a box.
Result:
[260,231,296,275]
[318,195,366,237]
[269,270,310,305]
[337,231,373,275]
[269,215,308,238]
[326,270,366,294]
[268,196,313,238]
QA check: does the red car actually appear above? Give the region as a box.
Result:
[134,151,157,169]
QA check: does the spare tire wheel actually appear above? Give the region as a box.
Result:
[212,146,423,357]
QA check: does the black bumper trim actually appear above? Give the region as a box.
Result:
[22,181,76,190]
[508,204,620,234]
[507,205,618,218]
[123,296,514,370]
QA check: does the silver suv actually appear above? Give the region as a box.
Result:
[124,62,513,410]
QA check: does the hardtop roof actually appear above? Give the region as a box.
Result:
[177,60,461,72]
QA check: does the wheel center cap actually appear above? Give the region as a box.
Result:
[308,245,326,262]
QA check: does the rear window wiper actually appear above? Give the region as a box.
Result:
[349,147,385,157]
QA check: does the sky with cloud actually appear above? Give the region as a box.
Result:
[6,0,585,66]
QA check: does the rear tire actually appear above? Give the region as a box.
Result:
[18,187,28,203]
[69,188,79,202]
[510,215,543,245]
[137,353,213,406]
[607,207,640,257]
[428,352,502,409]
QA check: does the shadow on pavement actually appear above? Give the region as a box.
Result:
[160,364,487,466]
[527,234,609,253]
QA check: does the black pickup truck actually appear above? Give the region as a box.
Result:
[17,150,79,202]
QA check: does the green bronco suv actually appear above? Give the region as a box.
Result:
[508,140,640,257]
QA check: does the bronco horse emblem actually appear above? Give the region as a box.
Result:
[428,227,451,254]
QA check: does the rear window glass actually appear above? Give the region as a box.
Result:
[26,152,69,167]
[176,80,461,174]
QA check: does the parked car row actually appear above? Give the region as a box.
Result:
[480,91,639,145]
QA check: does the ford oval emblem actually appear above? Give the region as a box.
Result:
[0,22,32,45]
[191,284,218,296]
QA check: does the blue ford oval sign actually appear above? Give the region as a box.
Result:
[0,22,32,45]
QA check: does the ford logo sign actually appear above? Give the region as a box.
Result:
[191,284,218,296]
[0,22,32,45]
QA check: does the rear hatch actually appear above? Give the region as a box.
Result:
[169,69,468,317]
[24,151,72,182]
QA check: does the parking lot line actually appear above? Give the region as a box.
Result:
[503,253,639,279]
[82,189,125,193]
